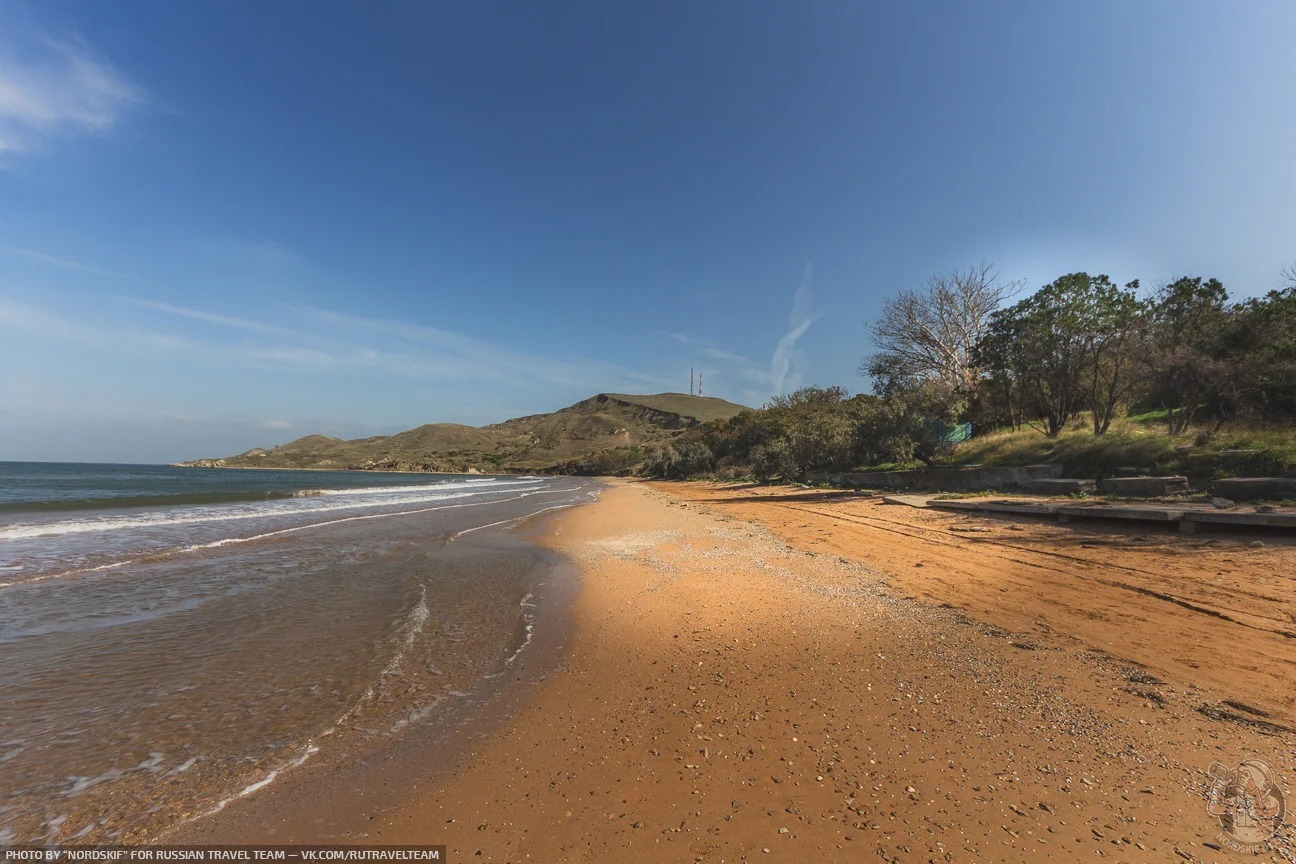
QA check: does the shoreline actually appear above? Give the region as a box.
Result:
[174,480,1296,860]
[162,520,584,844]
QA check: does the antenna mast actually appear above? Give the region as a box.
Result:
[699,372,703,396]
[690,367,694,396]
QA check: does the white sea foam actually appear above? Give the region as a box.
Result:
[379,586,429,681]
[164,757,198,777]
[0,482,549,541]
[309,478,511,496]
[0,487,561,593]
[202,743,319,818]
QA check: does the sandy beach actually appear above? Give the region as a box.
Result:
[177,480,1296,861]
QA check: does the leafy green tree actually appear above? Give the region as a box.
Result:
[1232,286,1296,419]
[643,439,714,479]
[976,273,1143,437]
[762,386,859,476]
[1142,277,1233,433]
[1074,276,1145,434]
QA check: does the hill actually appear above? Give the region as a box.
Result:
[176,393,750,474]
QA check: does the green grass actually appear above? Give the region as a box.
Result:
[602,393,751,423]
[940,416,1296,488]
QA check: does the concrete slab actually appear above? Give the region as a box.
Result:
[978,501,1060,516]
[880,494,936,508]
[925,498,1296,533]
[929,499,1058,516]
[1027,478,1096,494]
[1213,478,1296,500]
[1055,505,1185,522]
[1181,510,1296,529]
[927,500,985,511]
[1099,476,1190,496]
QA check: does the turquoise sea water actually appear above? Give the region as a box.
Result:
[0,461,599,844]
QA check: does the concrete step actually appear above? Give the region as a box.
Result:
[1099,476,1190,496]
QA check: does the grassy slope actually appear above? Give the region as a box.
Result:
[941,414,1296,487]
[602,393,751,424]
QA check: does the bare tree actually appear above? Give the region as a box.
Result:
[861,263,1019,396]
[1283,263,1296,290]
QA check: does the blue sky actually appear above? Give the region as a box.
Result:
[1,1,1294,463]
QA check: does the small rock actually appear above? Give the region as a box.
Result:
[1256,504,1276,513]
[1211,497,1235,509]
[1248,540,1265,548]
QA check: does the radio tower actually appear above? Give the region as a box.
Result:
[699,372,703,396]
[690,367,694,396]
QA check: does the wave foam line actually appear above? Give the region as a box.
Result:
[0,488,561,592]
[0,483,549,542]
[309,478,517,496]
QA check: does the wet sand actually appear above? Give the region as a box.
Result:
[180,480,1296,861]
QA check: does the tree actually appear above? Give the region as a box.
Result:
[1232,286,1296,419]
[1074,276,1145,434]
[975,273,1143,437]
[862,263,1018,403]
[1142,277,1233,433]
[762,386,859,476]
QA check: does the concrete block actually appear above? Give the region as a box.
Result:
[1027,478,1097,494]
[1055,505,1186,522]
[1099,476,1190,496]
[1181,510,1296,530]
[1212,478,1296,500]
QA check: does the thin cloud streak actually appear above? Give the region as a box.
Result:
[123,298,294,335]
[0,292,682,400]
[0,242,135,280]
[0,35,143,154]
[303,306,680,392]
[770,263,816,395]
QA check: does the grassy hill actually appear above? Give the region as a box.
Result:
[177,392,750,474]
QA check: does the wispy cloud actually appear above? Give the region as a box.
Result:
[0,242,134,279]
[302,306,679,392]
[123,298,293,335]
[0,290,682,402]
[263,419,292,431]
[0,34,143,155]
[770,263,816,395]
[702,346,754,365]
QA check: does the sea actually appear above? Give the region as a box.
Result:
[0,461,601,844]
